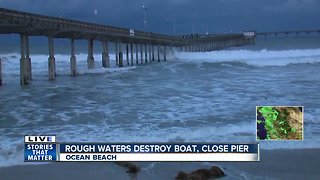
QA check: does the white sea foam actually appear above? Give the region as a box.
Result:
[0,48,319,168]
[2,48,319,77]
[174,48,320,66]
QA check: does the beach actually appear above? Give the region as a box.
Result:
[0,149,319,180]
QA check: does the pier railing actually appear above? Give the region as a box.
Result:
[0,7,184,45]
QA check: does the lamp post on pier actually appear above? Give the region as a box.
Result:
[142,4,148,31]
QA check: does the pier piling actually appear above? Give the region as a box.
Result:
[144,44,148,63]
[87,39,95,69]
[152,45,155,61]
[135,44,139,64]
[119,50,124,68]
[25,35,32,81]
[20,34,29,85]
[48,36,56,80]
[148,45,152,62]
[164,46,167,61]
[70,39,77,76]
[157,45,160,62]
[140,44,143,64]
[115,42,119,66]
[126,44,129,66]
[102,41,110,68]
[130,43,134,65]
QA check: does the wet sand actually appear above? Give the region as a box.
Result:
[0,149,319,180]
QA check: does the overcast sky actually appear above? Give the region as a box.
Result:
[1,0,320,35]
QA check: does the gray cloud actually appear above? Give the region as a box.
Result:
[263,0,320,13]
[0,0,319,34]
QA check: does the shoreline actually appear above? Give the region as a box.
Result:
[220,148,320,179]
[0,149,319,179]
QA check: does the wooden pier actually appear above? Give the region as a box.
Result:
[0,7,254,85]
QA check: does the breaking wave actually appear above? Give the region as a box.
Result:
[174,48,320,67]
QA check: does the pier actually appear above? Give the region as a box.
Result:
[0,7,254,86]
[256,29,320,38]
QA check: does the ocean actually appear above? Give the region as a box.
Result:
[0,35,320,179]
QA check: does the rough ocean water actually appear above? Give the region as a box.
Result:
[0,35,320,171]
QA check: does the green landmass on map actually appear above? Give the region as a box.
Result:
[257,106,303,140]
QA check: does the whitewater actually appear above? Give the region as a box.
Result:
[0,37,320,168]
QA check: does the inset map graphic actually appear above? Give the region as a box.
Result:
[256,106,303,140]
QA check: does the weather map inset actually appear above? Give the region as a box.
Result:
[256,106,303,140]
